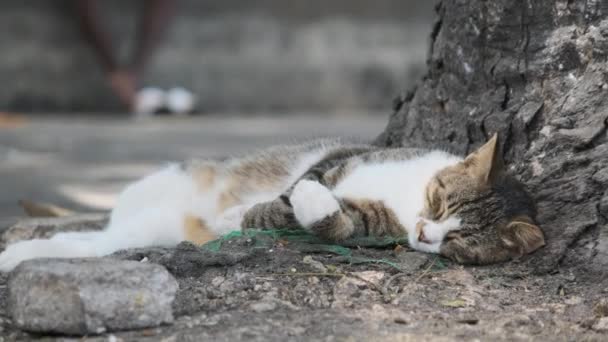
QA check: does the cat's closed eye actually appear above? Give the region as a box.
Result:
[424,174,470,222]
[424,178,448,220]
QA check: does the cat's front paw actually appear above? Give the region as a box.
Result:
[290,180,339,228]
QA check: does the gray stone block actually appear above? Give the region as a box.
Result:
[8,258,178,335]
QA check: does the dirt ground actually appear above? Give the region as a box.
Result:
[0,218,607,341]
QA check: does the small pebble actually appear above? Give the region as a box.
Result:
[394,317,408,325]
[565,296,583,305]
[302,255,327,273]
[211,276,225,287]
[593,317,608,332]
[308,276,320,285]
[250,301,277,313]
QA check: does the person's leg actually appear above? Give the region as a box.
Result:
[74,0,136,109]
[131,0,177,78]
[74,0,116,72]
[128,0,180,115]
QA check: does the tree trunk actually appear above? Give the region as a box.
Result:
[377,0,608,274]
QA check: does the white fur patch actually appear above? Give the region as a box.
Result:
[332,150,462,254]
[290,180,340,228]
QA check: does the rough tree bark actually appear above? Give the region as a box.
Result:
[377,0,608,274]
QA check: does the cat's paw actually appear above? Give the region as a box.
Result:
[216,205,251,233]
[290,180,339,228]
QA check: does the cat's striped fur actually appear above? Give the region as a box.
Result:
[0,135,545,272]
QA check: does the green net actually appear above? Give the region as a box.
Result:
[200,228,409,270]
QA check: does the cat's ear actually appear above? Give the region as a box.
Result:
[463,133,504,185]
[501,219,545,255]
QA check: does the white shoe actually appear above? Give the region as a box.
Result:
[134,87,166,117]
[166,87,196,115]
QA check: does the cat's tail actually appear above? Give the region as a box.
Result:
[0,235,103,272]
[0,206,188,272]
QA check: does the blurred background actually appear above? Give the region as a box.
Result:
[0,0,436,220]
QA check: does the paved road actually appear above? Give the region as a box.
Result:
[0,114,386,219]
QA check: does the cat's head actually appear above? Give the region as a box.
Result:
[420,134,545,264]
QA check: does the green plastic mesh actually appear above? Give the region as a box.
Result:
[200,228,409,270]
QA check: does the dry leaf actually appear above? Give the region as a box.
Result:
[393,244,404,253]
[441,298,467,308]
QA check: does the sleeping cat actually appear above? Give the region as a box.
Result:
[0,134,545,272]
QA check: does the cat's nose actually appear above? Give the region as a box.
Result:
[416,220,432,244]
[418,229,431,243]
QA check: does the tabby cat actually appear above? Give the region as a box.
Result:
[0,134,545,272]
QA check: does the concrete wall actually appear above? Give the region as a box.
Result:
[0,1,436,112]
